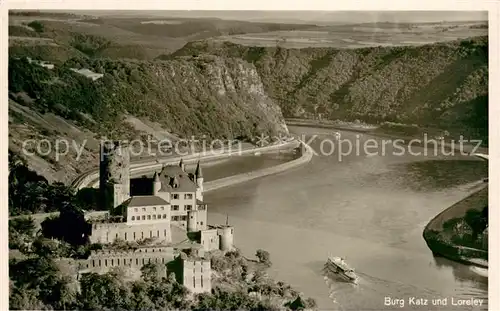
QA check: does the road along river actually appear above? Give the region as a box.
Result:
[205,126,488,311]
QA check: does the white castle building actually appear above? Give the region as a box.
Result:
[80,141,234,293]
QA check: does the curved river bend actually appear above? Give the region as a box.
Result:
[205,126,488,311]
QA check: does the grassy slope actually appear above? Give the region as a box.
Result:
[172,37,488,143]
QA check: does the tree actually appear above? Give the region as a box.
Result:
[140,262,160,282]
[78,272,133,310]
[256,249,271,266]
[464,209,488,240]
[27,20,45,32]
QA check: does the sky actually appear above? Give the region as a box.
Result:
[43,10,488,25]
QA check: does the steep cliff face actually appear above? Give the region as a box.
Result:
[173,37,488,140]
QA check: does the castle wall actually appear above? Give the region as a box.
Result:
[90,222,172,244]
[168,191,201,229]
[182,259,211,294]
[200,229,219,252]
[127,204,170,225]
[79,246,175,274]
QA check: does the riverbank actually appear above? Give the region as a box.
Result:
[74,139,298,190]
[422,185,488,268]
[205,141,313,193]
[286,118,489,154]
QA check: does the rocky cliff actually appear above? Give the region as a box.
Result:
[172,37,488,141]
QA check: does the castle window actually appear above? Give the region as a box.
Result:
[142,258,145,265]
[157,214,161,219]
[157,230,159,237]
[180,215,187,221]
[142,208,146,211]
[92,260,95,267]
[136,258,139,265]
[131,216,135,221]
[185,205,192,211]
[99,260,101,266]
[124,233,127,240]
[142,215,146,220]
[171,205,179,211]
[147,215,151,220]
[115,233,118,239]
[105,260,108,266]
[153,207,157,211]
[111,259,114,266]
[164,229,167,236]
[231,229,233,234]
[150,231,152,237]
[201,276,204,288]
[173,194,179,199]
[148,258,151,263]
[185,194,193,200]
[200,221,203,226]
[163,214,167,219]
[161,206,165,210]
[141,232,144,239]
[193,276,196,288]
[135,208,138,212]
[153,215,156,220]
[162,258,164,264]
[133,232,136,239]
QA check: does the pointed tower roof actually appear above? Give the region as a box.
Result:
[153,171,160,182]
[195,161,203,179]
[171,176,180,188]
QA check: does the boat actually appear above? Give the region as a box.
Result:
[324,256,358,283]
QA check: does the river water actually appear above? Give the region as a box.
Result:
[204,126,488,311]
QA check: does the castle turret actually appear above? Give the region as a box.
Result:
[218,226,234,252]
[179,158,185,172]
[187,210,198,232]
[195,161,204,200]
[99,140,130,210]
[153,171,161,195]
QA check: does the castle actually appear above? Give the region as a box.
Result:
[78,141,234,293]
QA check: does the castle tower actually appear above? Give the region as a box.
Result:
[179,158,185,172]
[152,171,161,195]
[187,210,198,232]
[99,141,130,210]
[218,226,234,252]
[195,161,204,201]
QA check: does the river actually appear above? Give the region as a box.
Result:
[204,126,488,311]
